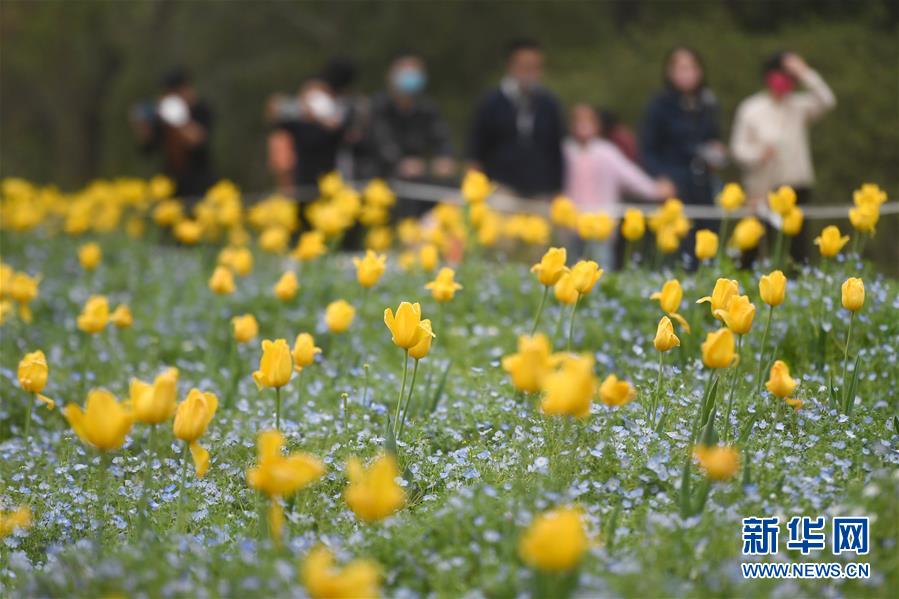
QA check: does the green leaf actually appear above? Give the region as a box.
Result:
[737,411,759,445]
[679,453,693,518]
[384,412,397,455]
[429,359,453,413]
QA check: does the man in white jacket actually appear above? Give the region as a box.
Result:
[730,52,836,261]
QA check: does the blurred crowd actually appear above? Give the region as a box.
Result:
[131,38,835,235]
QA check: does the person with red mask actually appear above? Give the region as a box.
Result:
[730,52,836,261]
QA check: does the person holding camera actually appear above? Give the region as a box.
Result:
[131,67,215,199]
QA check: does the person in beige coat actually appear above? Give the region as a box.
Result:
[730,52,836,262]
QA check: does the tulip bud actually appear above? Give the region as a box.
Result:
[569,260,603,295]
[767,185,796,216]
[384,302,426,350]
[502,334,553,393]
[273,271,299,301]
[782,206,804,237]
[759,270,787,307]
[77,295,110,334]
[717,183,745,212]
[598,374,636,407]
[208,266,235,295]
[693,444,740,480]
[814,226,850,258]
[765,360,798,398]
[519,507,587,573]
[841,277,865,312]
[409,319,435,360]
[78,242,102,271]
[252,339,293,389]
[292,333,322,371]
[531,247,568,286]
[419,244,439,273]
[352,250,387,289]
[110,304,133,329]
[620,208,645,241]
[651,279,683,315]
[553,273,579,305]
[730,217,765,251]
[701,328,736,369]
[18,350,49,393]
[653,316,680,352]
[714,294,756,335]
[694,229,718,260]
[461,170,491,204]
[232,314,259,344]
[325,300,355,333]
[173,388,218,443]
[697,278,739,318]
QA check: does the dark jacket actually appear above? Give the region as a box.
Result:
[468,86,564,196]
[369,92,453,177]
[640,88,721,205]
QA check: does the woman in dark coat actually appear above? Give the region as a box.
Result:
[641,47,725,211]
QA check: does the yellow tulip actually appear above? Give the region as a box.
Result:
[693,444,740,480]
[293,231,327,262]
[409,319,435,360]
[247,430,325,498]
[730,217,765,251]
[110,304,133,329]
[172,388,218,443]
[64,389,133,452]
[553,273,579,305]
[714,294,756,335]
[292,333,322,372]
[656,226,681,254]
[550,195,579,228]
[325,300,355,333]
[174,219,202,244]
[654,316,680,352]
[345,453,406,523]
[231,314,259,344]
[598,374,636,407]
[765,360,798,398]
[694,229,718,260]
[18,350,48,394]
[570,260,603,295]
[419,243,439,272]
[78,242,102,271]
[190,442,210,478]
[531,247,568,286]
[301,546,381,599]
[841,277,865,312]
[620,208,645,241]
[697,278,739,319]
[759,270,787,307]
[425,267,463,302]
[130,367,179,425]
[782,206,804,237]
[848,202,879,235]
[253,339,293,389]
[383,302,428,350]
[576,212,614,241]
[717,182,745,212]
[502,334,553,393]
[353,250,387,289]
[701,328,736,369]
[519,506,587,573]
[461,169,491,204]
[272,271,299,301]
[0,506,32,538]
[259,227,290,254]
[767,185,796,216]
[540,354,596,418]
[651,279,683,315]
[208,266,235,295]
[218,246,254,276]
[77,295,109,334]
[814,225,850,258]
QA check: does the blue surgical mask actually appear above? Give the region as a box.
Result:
[393,68,426,94]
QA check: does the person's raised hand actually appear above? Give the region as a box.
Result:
[782,53,809,77]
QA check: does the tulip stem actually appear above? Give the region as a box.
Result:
[139,425,157,527]
[772,229,785,268]
[653,351,664,428]
[275,387,282,431]
[717,216,729,263]
[175,443,189,534]
[566,295,580,351]
[398,359,420,440]
[841,312,854,412]
[723,336,743,444]
[392,351,409,438]
[755,305,774,396]
[24,394,33,439]
[530,286,550,335]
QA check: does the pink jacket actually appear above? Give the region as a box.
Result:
[563,138,658,211]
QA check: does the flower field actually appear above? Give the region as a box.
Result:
[1,175,897,598]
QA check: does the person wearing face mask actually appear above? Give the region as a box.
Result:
[267,59,358,197]
[369,51,455,188]
[730,52,836,255]
[468,38,565,200]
